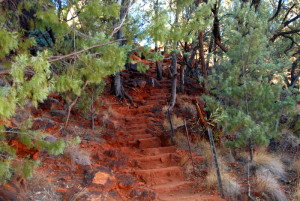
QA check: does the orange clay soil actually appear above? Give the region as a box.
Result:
[0,57,226,201]
[96,61,226,201]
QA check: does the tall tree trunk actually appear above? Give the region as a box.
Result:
[206,34,214,71]
[155,43,163,80]
[212,1,228,53]
[198,31,207,79]
[112,0,133,105]
[154,0,163,80]
[169,51,178,111]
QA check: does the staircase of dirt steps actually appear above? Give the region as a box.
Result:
[110,66,225,200]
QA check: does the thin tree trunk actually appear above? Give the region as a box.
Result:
[155,41,163,80]
[248,137,253,161]
[90,95,95,130]
[169,52,178,111]
[179,65,185,93]
[167,108,174,137]
[154,0,163,80]
[64,82,88,128]
[206,34,214,70]
[208,127,224,198]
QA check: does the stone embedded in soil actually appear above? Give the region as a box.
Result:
[50,109,67,118]
[92,171,115,185]
[38,97,60,110]
[32,117,56,130]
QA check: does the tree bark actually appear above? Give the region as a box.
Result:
[154,0,163,80]
[169,52,178,111]
[212,1,228,53]
[198,31,207,79]
[155,43,163,80]
[179,65,185,93]
[111,0,134,105]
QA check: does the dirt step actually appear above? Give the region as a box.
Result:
[151,181,194,194]
[150,93,170,98]
[126,134,153,141]
[158,192,226,201]
[125,124,149,130]
[115,108,152,115]
[124,116,155,122]
[125,128,153,136]
[138,137,161,149]
[145,100,168,105]
[134,153,181,169]
[134,166,185,185]
[151,89,170,94]
[142,146,177,155]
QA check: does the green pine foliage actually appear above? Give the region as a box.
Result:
[0,0,133,183]
[204,2,297,148]
[0,29,18,58]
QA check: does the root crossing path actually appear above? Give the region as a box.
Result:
[105,64,226,201]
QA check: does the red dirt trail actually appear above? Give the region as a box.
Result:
[101,62,226,201]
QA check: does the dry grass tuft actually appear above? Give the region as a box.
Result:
[292,159,300,175]
[162,105,169,113]
[24,172,61,201]
[295,182,300,200]
[206,170,241,198]
[197,140,228,171]
[180,102,197,118]
[255,169,288,201]
[163,114,184,131]
[65,145,91,166]
[251,150,286,179]
[173,131,188,149]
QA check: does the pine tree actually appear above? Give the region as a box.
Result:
[203,1,297,152]
[0,0,132,182]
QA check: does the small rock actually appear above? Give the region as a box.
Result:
[56,188,68,193]
[44,135,58,142]
[32,118,56,130]
[103,119,115,129]
[38,97,60,110]
[50,110,67,118]
[137,80,147,88]
[92,171,114,185]
[146,78,161,87]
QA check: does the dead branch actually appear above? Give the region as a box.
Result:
[48,39,125,62]
[184,119,195,173]
[64,82,88,128]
